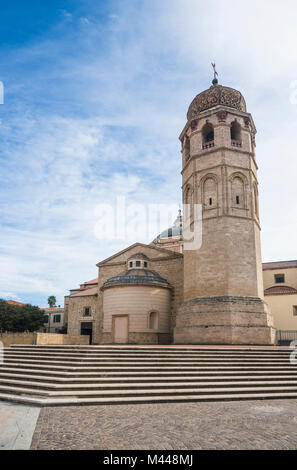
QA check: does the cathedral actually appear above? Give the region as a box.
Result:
[65,76,278,345]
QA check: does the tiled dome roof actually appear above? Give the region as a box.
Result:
[102,269,170,289]
[187,84,246,121]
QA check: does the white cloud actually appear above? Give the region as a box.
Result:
[80,17,90,25]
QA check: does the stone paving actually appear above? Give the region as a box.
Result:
[0,401,40,450]
[30,399,297,450]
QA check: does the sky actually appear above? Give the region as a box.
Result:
[0,0,297,307]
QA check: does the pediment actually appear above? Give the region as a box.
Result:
[97,242,182,266]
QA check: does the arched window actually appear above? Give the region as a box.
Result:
[184,185,192,205]
[230,121,242,146]
[202,123,214,149]
[203,177,217,208]
[149,311,158,330]
[231,176,245,208]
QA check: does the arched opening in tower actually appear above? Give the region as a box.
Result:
[230,121,242,145]
[202,123,214,143]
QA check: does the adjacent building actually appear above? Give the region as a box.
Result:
[263,261,297,342]
[42,306,66,333]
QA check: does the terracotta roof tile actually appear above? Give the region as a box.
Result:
[70,287,98,298]
[264,285,297,295]
[6,300,26,306]
[84,278,98,285]
[263,260,297,270]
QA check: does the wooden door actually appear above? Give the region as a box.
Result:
[113,316,128,344]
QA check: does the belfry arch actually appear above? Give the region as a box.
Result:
[230,120,242,143]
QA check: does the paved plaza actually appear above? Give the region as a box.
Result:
[28,399,297,450]
[0,401,40,450]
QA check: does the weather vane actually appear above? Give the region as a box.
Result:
[211,62,218,85]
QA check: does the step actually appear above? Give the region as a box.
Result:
[1,345,296,406]
[5,352,292,359]
[0,363,297,375]
[1,390,297,406]
[6,347,293,356]
[3,352,293,362]
[10,344,291,350]
[2,366,296,379]
[4,351,290,362]
[1,383,297,399]
[1,363,296,373]
[0,369,297,384]
[2,359,294,369]
[8,350,292,358]
[2,377,297,391]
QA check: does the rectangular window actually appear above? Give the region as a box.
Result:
[129,261,133,267]
[144,261,147,268]
[44,315,49,323]
[275,274,285,284]
[53,314,61,323]
[209,198,212,206]
[293,306,297,316]
[236,196,240,205]
[84,307,91,316]
[136,261,141,267]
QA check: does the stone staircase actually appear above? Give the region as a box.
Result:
[0,345,297,406]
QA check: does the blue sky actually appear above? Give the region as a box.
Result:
[1,0,297,307]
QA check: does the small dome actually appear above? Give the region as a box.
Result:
[187,84,246,121]
[102,269,171,289]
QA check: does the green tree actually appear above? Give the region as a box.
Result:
[0,300,46,332]
[47,296,56,308]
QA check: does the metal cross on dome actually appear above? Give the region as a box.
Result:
[211,62,218,85]
[211,62,218,78]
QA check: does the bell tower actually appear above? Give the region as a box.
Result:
[174,72,276,345]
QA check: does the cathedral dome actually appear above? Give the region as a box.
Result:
[155,210,183,241]
[187,84,246,121]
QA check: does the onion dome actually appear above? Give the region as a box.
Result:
[187,84,246,121]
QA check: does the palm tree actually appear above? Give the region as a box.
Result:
[47,296,56,308]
